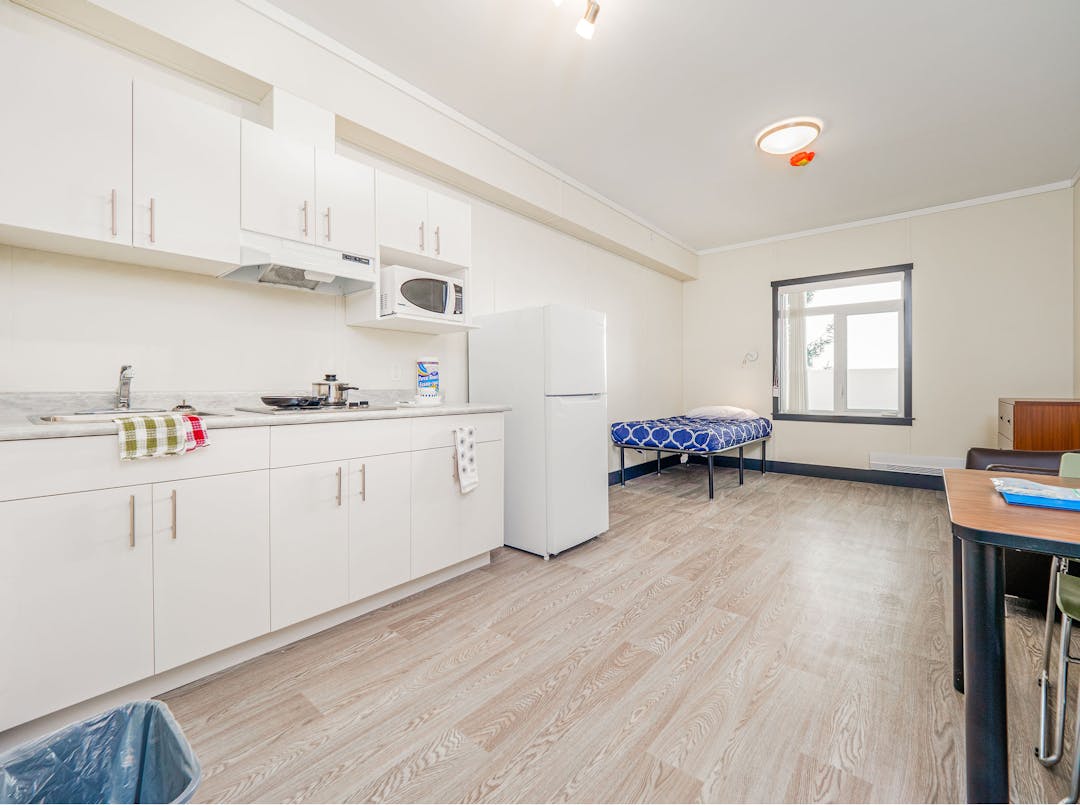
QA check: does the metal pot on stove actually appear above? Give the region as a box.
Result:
[312,373,359,406]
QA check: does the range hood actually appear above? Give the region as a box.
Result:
[221,231,375,295]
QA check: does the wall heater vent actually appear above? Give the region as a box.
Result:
[868,453,965,477]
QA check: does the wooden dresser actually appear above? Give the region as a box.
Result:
[998,398,1080,450]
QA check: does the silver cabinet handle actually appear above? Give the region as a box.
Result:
[435,225,441,255]
[129,494,135,548]
[451,451,457,480]
[336,466,343,506]
[149,197,156,244]
[302,200,310,236]
[325,206,332,241]
[110,189,118,237]
[359,463,366,502]
[170,489,177,539]
[419,220,425,252]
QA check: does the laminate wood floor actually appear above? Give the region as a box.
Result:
[160,466,1078,802]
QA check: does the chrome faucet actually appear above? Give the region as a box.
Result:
[115,365,134,410]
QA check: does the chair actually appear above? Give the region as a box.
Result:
[1036,452,1080,802]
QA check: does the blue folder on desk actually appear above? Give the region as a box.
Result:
[993,477,1080,512]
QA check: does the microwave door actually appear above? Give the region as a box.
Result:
[401,278,449,316]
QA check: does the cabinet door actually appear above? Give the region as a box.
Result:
[460,441,504,559]
[349,452,411,601]
[315,150,375,258]
[0,32,131,244]
[410,446,462,578]
[152,471,270,672]
[270,462,349,629]
[376,171,429,256]
[0,487,153,731]
[133,81,240,263]
[427,190,471,266]
[241,120,315,243]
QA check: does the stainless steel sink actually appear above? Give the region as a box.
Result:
[31,410,229,424]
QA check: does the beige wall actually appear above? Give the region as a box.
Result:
[684,189,1075,467]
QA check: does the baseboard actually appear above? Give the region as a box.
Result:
[608,451,684,486]
[687,454,943,490]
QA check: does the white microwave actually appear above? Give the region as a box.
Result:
[379,265,465,322]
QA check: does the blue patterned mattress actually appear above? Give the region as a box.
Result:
[610,416,772,454]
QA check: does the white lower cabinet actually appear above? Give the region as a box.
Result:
[410,446,463,578]
[411,440,505,578]
[349,452,412,601]
[152,471,270,672]
[0,486,154,731]
[461,440,505,558]
[270,462,349,630]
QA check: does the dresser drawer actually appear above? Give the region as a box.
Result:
[998,433,1013,450]
[998,401,1014,441]
[411,413,504,450]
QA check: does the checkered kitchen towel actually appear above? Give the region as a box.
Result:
[114,414,210,460]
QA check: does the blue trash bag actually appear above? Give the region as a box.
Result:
[0,700,201,804]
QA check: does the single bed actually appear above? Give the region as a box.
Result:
[610,415,772,498]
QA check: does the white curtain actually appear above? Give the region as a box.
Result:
[781,292,807,413]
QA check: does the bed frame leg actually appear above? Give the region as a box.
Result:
[738,447,744,485]
[620,446,626,486]
[707,455,714,499]
[761,440,767,476]
[657,450,662,476]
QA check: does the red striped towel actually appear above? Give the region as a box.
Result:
[182,415,210,453]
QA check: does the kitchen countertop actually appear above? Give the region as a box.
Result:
[0,392,510,442]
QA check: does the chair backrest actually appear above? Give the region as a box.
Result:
[1061,453,1080,478]
[966,447,1063,475]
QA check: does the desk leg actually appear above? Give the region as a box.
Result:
[962,539,1009,803]
[953,534,964,693]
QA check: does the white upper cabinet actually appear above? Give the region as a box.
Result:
[152,471,270,673]
[241,120,316,244]
[376,171,430,257]
[349,452,412,602]
[133,82,240,264]
[0,31,131,245]
[427,190,471,267]
[315,149,375,258]
[376,171,471,269]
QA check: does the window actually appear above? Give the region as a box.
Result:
[771,264,912,425]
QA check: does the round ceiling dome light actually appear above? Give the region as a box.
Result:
[755,117,823,155]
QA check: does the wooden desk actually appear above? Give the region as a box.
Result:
[946,469,1080,803]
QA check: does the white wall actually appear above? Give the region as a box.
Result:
[0,166,683,473]
[684,189,1075,467]
[1074,179,1080,396]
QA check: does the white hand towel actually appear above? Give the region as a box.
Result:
[454,425,479,494]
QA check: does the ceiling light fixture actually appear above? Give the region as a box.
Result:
[552,0,563,6]
[576,0,600,39]
[755,117,823,155]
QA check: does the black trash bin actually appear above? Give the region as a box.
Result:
[0,700,201,804]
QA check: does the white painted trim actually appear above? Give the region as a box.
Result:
[698,180,1075,255]
[233,0,697,254]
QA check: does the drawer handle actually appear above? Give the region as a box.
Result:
[171,489,177,539]
[336,466,343,507]
[435,225,441,256]
[302,200,310,236]
[129,494,135,548]
[359,463,367,502]
[149,197,156,244]
[110,188,118,237]
[419,220,425,252]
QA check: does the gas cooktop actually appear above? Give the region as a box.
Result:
[236,402,399,415]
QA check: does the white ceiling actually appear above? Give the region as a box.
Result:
[266,0,1080,250]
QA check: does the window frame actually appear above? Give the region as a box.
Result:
[771,264,913,426]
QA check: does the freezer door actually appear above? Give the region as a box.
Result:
[545,394,609,554]
[544,305,607,395]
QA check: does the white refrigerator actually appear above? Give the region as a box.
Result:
[469,304,609,559]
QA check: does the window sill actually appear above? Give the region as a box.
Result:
[772,413,914,426]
